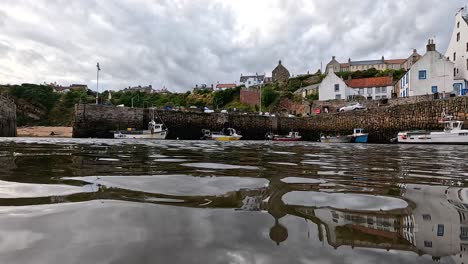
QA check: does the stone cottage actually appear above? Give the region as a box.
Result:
[272,60,291,82]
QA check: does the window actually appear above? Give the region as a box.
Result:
[437,224,445,237]
[375,96,381,99]
[467,59,468,70]
[381,87,387,93]
[461,226,468,240]
[458,32,461,42]
[359,88,364,95]
[367,88,373,95]
[334,84,340,92]
[418,70,427,80]
[455,68,457,77]
[466,42,468,52]
[454,52,457,61]
[335,94,341,100]
[381,95,387,99]
[424,241,433,248]
[406,74,408,84]
[422,214,431,221]
[432,86,438,93]
[458,21,460,28]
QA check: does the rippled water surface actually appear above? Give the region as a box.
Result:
[0,137,467,263]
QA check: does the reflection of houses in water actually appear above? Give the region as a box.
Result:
[282,184,468,261]
[403,184,462,259]
[294,206,415,252]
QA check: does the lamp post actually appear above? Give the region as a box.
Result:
[95,62,101,105]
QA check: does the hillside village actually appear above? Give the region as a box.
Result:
[2,8,468,126]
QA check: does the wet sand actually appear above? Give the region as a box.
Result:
[17,126,72,138]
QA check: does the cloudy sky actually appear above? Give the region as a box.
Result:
[0,0,465,92]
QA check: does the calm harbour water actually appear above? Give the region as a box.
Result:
[0,138,467,264]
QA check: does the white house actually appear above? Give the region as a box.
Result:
[344,76,394,100]
[445,7,468,95]
[319,69,357,101]
[399,39,454,97]
[240,74,265,88]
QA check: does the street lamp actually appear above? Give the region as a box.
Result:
[95,62,101,105]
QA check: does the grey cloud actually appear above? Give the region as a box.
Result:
[0,0,465,91]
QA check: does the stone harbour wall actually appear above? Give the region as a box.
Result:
[73,97,468,143]
[0,96,16,137]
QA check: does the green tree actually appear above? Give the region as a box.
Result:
[262,86,280,109]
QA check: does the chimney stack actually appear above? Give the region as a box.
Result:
[426,39,436,52]
[332,56,336,60]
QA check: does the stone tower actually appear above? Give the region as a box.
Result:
[272,60,291,82]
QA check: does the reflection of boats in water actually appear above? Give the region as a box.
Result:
[265,131,302,141]
[113,108,168,139]
[200,128,242,141]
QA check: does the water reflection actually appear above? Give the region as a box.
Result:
[0,138,466,263]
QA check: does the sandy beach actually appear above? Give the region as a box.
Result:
[17,127,73,138]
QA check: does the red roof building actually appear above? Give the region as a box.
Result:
[344,76,394,100]
[215,83,237,91]
[345,76,393,88]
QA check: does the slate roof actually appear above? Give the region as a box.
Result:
[294,84,320,94]
[240,75,265,83]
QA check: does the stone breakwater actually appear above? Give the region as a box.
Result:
[0,96,16,137]
[73,97,468,142]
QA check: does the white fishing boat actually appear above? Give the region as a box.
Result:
[320,135,352,143]
[397,114,468,144]
[114,108,168,139]
[201,128,242,141]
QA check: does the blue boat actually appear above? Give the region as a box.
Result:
[351,128,369,143]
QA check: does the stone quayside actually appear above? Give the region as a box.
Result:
[73,97,468,143]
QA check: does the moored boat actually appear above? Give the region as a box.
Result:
[114,120,168,139]
[113,108,168,139]
[351,128,369,143]
[320,135,352,143]
[201,128,242,141]
[270,131,302,142]
[397,116,468,144]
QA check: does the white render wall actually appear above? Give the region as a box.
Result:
[241,77,263,88]
[445,11,468,82]
[353,86,393,99]
[399,50,454,97]
[319,70,356,101]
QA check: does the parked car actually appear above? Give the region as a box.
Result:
[287,114,296,118]
[339,103,366,112]
[204,109,215,113]
[220,110,228,114]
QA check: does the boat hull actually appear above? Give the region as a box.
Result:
[211,135,242,141]
[321,136,352,143]
[273,137,302,142]
[114,130,168,139]
[397,131,468,144]
[352,134,369,143]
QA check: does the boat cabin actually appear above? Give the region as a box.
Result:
[288,132,300,138]
[443,121,464,132]
[353,128,365,134]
